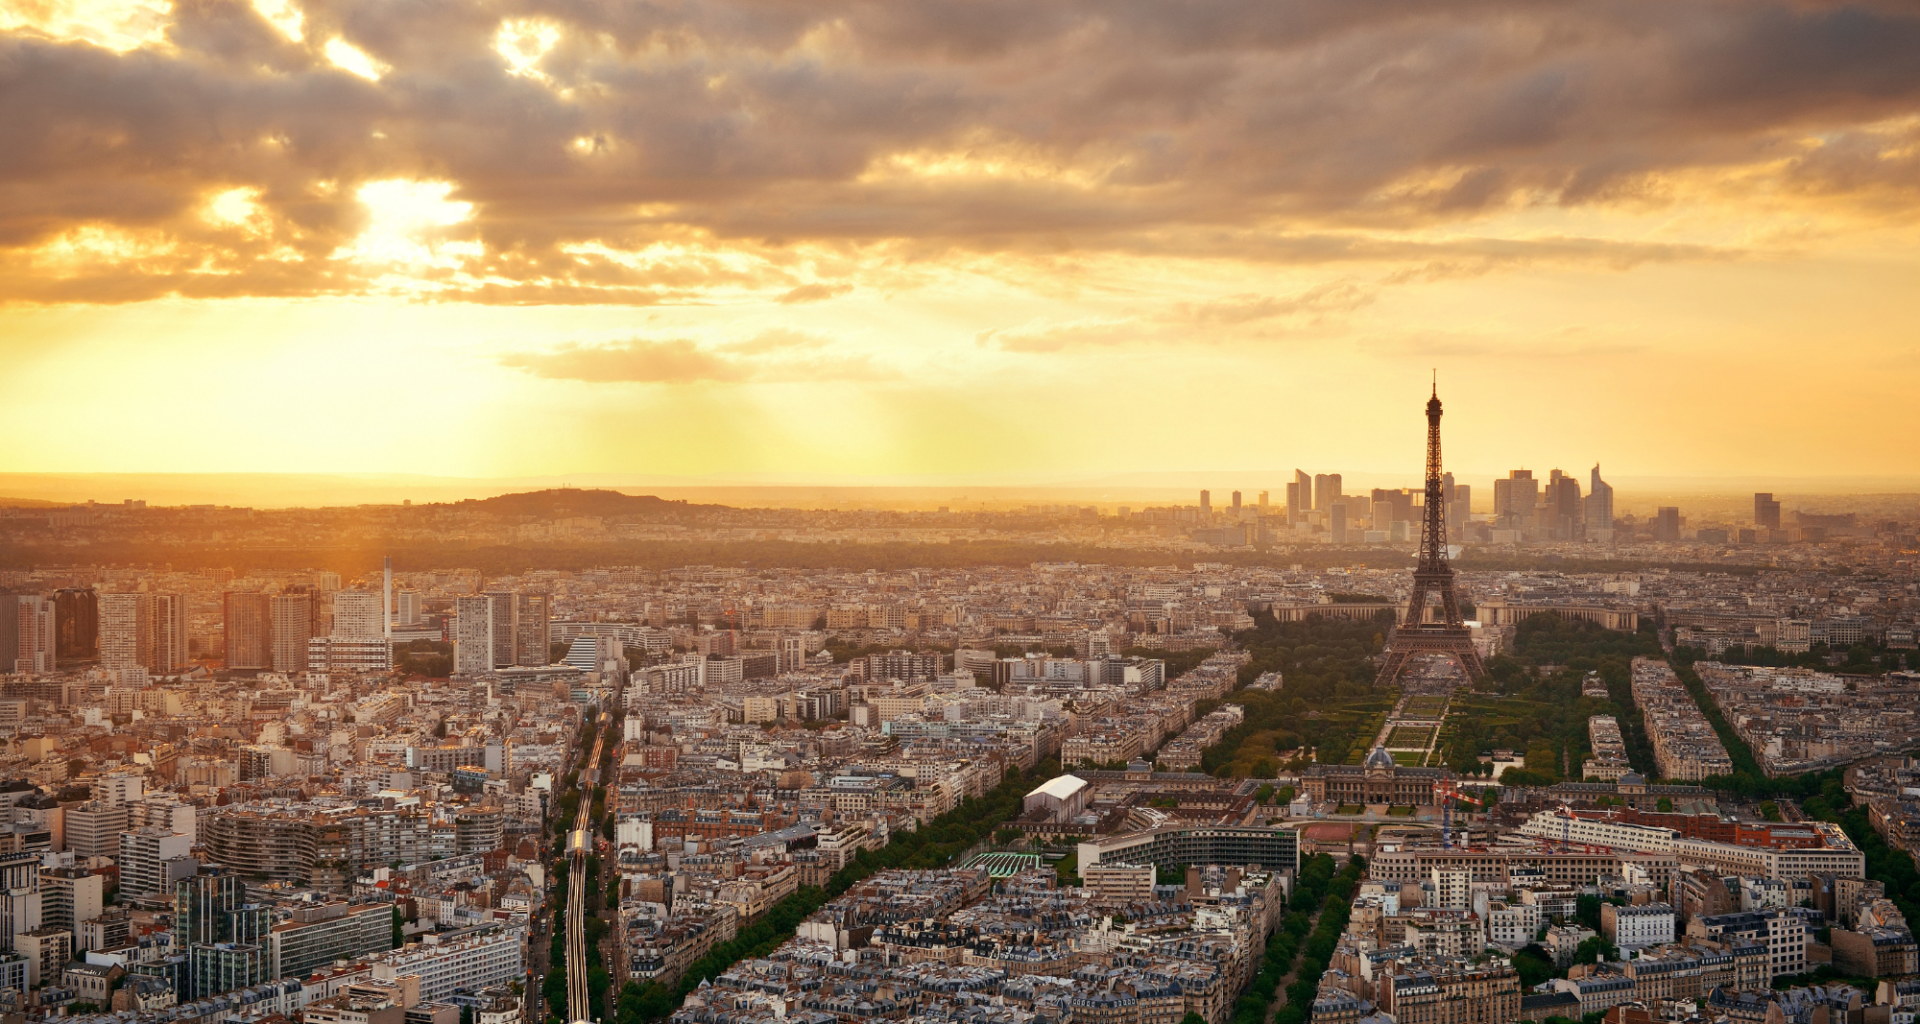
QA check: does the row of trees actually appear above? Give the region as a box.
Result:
[1272,855,1367,1024]
[606,763,1040,1024]
[1664,652,1911,803]
[1676,641,1919,677]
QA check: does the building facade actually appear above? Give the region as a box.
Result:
[1302,747,1448,806]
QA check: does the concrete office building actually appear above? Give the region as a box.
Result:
[515,593,550,666]
[1494,470,1538,530]
[1447,484,1472,541]
[1287,470,1312,523]
[1687,908,1814,982]
[224,592,272,671]
[369,925,523,1000]
[1078,824,1300,874]
[64,801,130,859]
[98,592,150,670]
[390,589,422,627]
[119,827,194,898]
[1081,863,1156,901]
[1654,507,1682,543]
[13,928,68,987]
[39,867,103,936]
[332,591,385,638]
[1544,470,1585,541]
[270,592,312,673]
[1587,466,1616,541]
[452,595,493,676]
[150,593,190,672]
[267,902,395,982]
[0,595,55,675]
[0,852,41,941]
[54,588,97,660]
[484,591,516,668]
[1315,473,1343,512]
[308,636,394,674]
[131,796,198,845]
[1671,829,1865,881]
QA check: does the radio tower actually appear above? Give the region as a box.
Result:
[1374,377,1489,686]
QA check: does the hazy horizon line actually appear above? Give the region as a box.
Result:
[4,470,1919,511]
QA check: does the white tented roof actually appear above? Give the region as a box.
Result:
[1028,774,1089,801]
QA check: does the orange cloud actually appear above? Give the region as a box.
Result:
[4,0,1919,307]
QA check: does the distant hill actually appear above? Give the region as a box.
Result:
[448,488,725,519]
[0,497,66,509]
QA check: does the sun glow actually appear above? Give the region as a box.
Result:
[248,0,302,42]
[325,37,387,81]
[334,180,477,268]
[0,0,171,51]
[31,225,177,274]
[495,18,560,81]
[203,187,268,233]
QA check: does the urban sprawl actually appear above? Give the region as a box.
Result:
[0,474,1916,1024]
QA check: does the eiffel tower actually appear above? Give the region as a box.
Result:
[1374,381,1489,686]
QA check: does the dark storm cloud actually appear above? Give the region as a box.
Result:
[4,0,1920,302]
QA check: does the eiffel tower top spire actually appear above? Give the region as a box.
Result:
[1420,381,1449,574]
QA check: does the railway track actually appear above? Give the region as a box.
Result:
[566,710,610,1024]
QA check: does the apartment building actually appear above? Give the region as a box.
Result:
[267,901,396,981]
[369,925,523,1000]
[1378,959,1521,1024]
[1686,908,1815,981]
[1604,902,1677,951]
[1630,658,1734,781]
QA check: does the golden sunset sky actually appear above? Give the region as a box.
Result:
[4,0,1920,486]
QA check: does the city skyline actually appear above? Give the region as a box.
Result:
[8,0,1920,1009]
[7,2,1920,479]
[4,467,1920,514]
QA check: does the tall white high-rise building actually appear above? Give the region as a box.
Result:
[1314,473,1343,512]
[0,852,41,940]
[98,593,151,671]
[116,827,192,899]
[149,594,190,673]
[1447,484,1471,541]
[395,591,422,626]
[778,634,805,673]
[515,593,550,667]
[269,593,312,674]
[484,592,516,668]
[2,596,55,674]
[331,591,384,638]
[1586,464,1616,543]
[1493,470,1538,530]
[452,595,493,676]
[1287,470,1313,524]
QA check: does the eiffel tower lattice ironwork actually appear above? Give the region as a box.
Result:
[1374,382,1489,686]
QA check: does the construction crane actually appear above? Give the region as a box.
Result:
[1435,779,1484,849]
